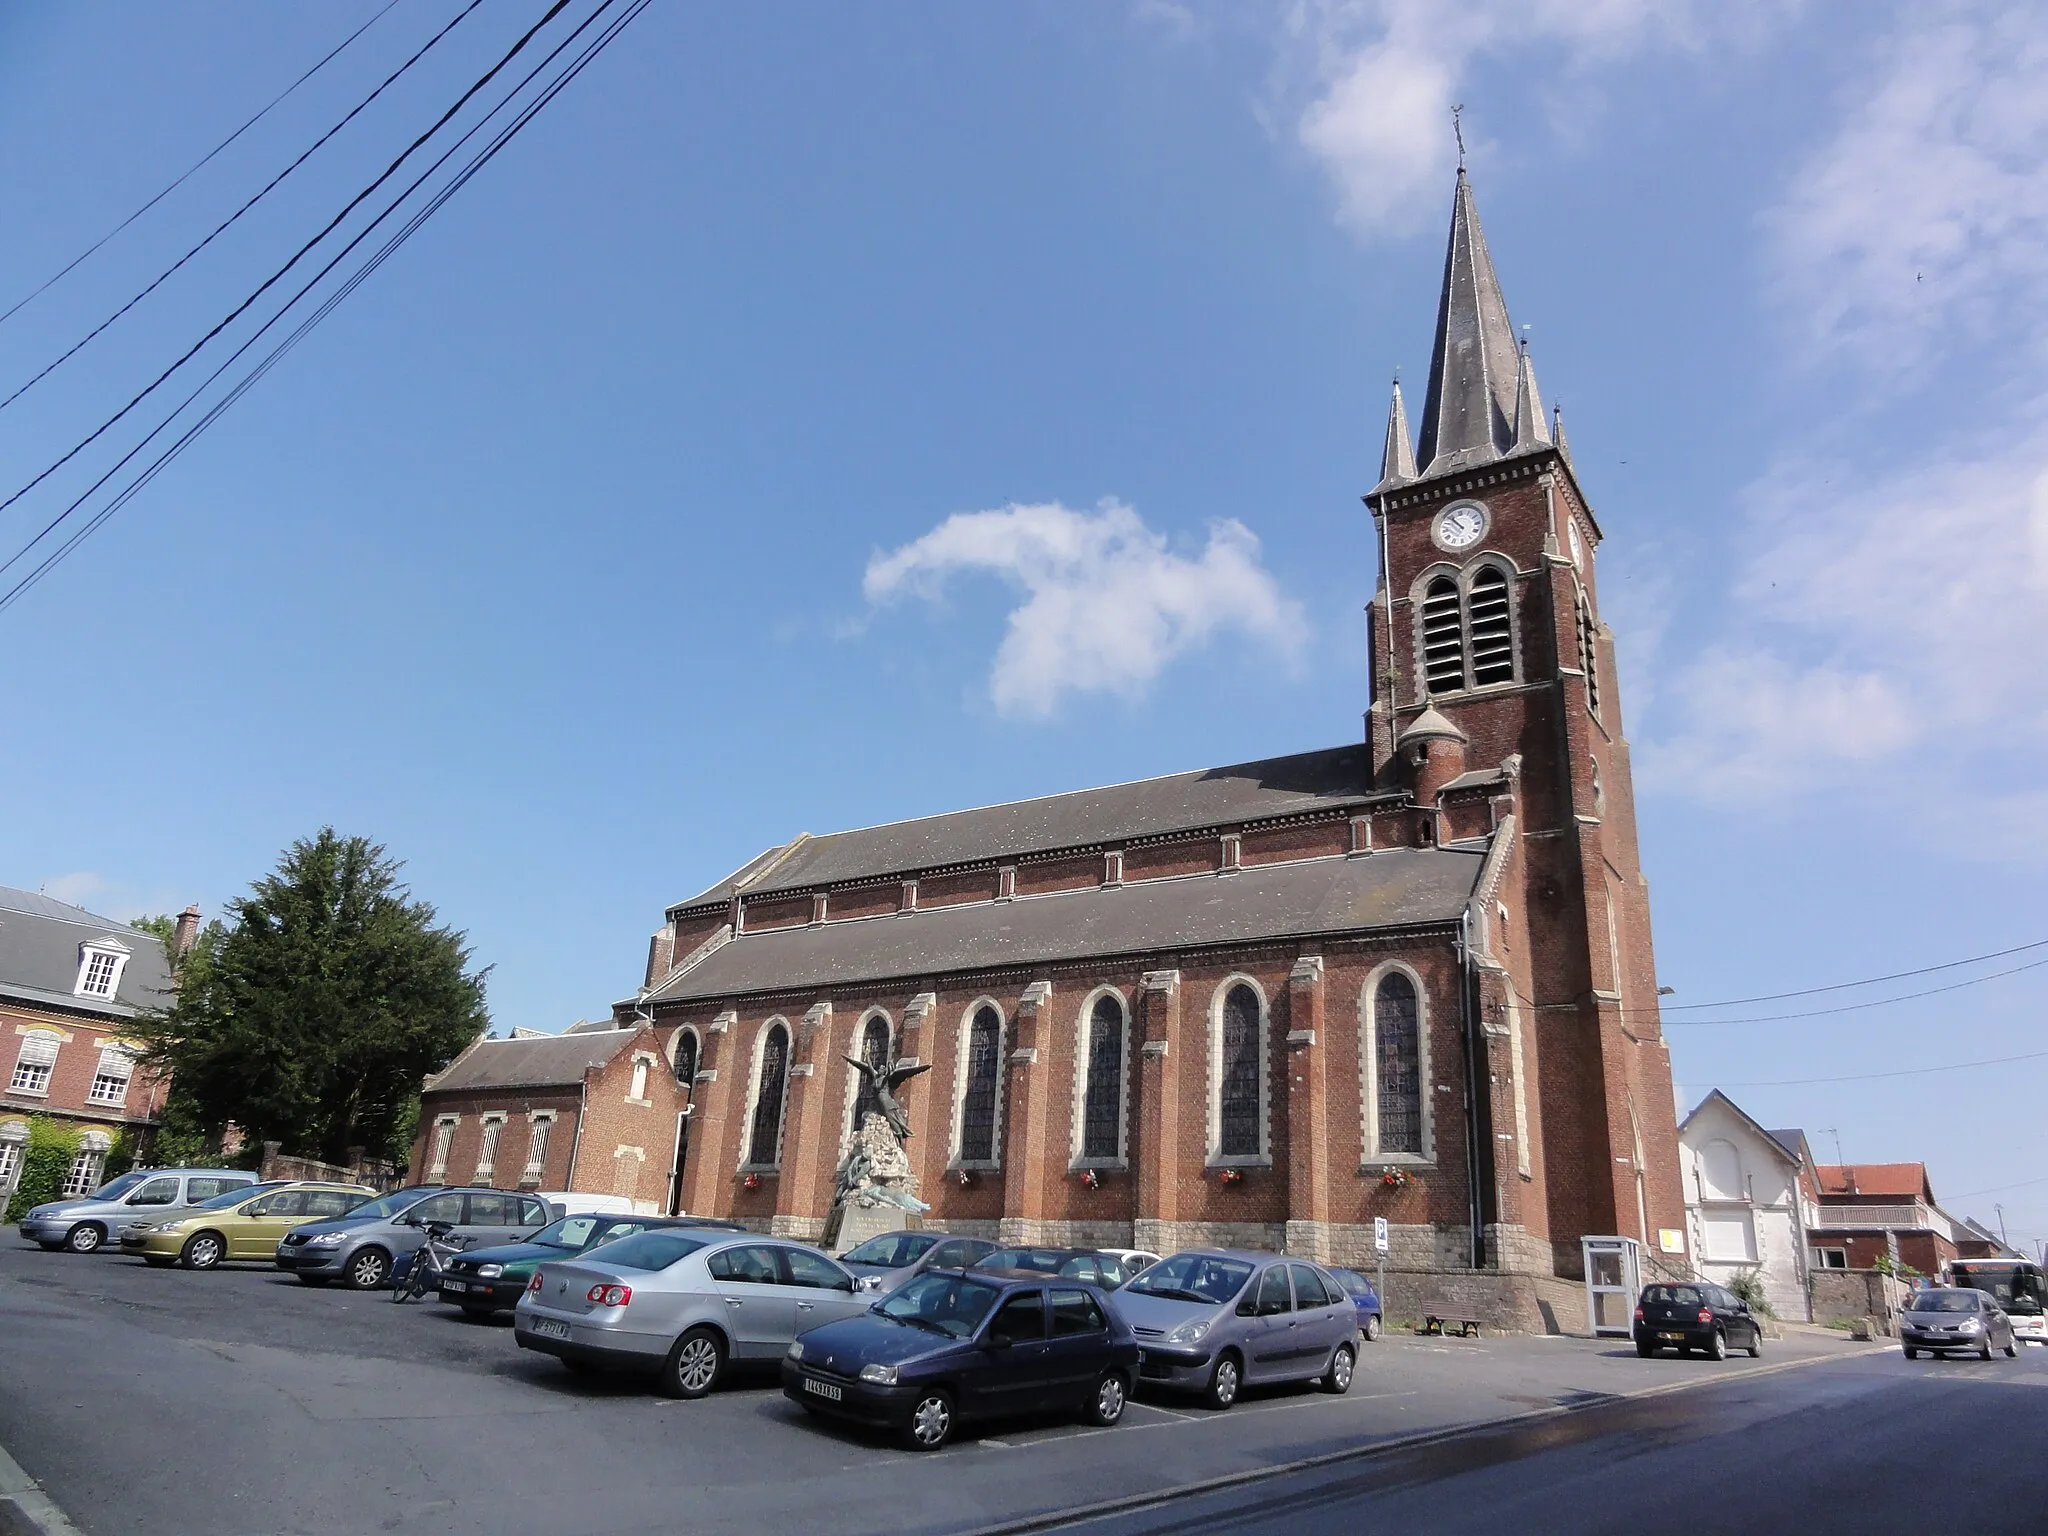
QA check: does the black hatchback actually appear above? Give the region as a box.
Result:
[781,1268,1140,1450]
[1634,1282,1762,1360]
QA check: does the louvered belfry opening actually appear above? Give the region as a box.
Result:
[1421,576,1466,693]
[1466,565,1514,685]
[1576,588,1600,716]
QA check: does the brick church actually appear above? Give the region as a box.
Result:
[450,169,1686,1325]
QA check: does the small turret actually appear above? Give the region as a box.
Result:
[1397,704,1468,803]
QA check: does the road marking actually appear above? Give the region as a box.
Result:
[953,1344,1891,1536]
[0,1438,86,1536]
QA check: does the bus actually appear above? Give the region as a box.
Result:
[1947,1259,2047,1345]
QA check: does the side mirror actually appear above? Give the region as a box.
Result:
[1236,1300,1257,1318]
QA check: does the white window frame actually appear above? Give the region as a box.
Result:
[1359,960,1435,1167]
[522,1112,557,1181]
[9,1031,61,1097]
[427,1115,459,1181]
[0,1140,21,1194]
[475,1113,507,1179]
[62,1132,111,1197]
[841,1009,895,1148]
[1205,975,1272,1168]
[948,997,1007,1171]
[740,1017,794,1173]
[74,939,131,1000]
[1070,986,1131,1171]
[87,1044,136,1108]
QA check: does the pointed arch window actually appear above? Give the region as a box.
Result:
[851,1015,892,1133]
[1371,973,1423,1156]
[673,1029,700,1089]
[1576,586,1601,717]
[1078,993,1127,1164]
[1216,983,1263,1159]
[957,1005,1003,1165]
[746,1023,791,1168]
[1420,576,1465,694]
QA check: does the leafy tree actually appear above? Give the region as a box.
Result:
[130,830,489,1165]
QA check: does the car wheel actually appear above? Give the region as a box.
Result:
[660,1327,725,1400]
[2005,1341,2018,1359]
[903,1389,954,1452]
[1636,1340,1656,1358]
[1203,1352,1242,1410]
[1322,1344,1356,1395]
[1746,1330,1762,1360]
[1363,1314,1382,1343]
[1903,1346,1918,1360]
[1706,1329,1727,1362]
[65,1223,105,1254]
[1084,1370,1128,1426]
[1980,1338,1994,1361]
[180,1232,225,1271]
[345,1249,392,1291]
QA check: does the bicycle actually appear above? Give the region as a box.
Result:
[392,1220,464,1303]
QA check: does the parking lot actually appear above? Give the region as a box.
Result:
[0,1239,1900,1536]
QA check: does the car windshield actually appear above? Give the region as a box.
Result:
[1642,1285,1703,1307]
[530,1216,605,1249]
[336,1189,430,1222]
[584,1231,710,1273]
[979,1248,1069,1275]
[89,1172,149,1201]
[1952,1266,2044,1315]
[1124,1253,1254,1305]
[1909,1290,1981,1313]
[195,1183,280,1210]
[1328,1269,1374,1297]
[843,1232,939,1268]
[876,1272,1002,1338]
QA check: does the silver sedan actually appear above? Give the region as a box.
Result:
[514,1229,872,1397]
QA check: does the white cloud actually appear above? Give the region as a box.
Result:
[1282,0,1780,237]
[864,499,1306,718]
[1769,2,2048,367]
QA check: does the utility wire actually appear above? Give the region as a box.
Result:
[0,0,651,615]
[1658,954,2048,1027]
[0,0,486,416]
[1711,1047,2048,1088]
[1659,936,2048,1010]
[0,0,404,328]
[0,0,576,536]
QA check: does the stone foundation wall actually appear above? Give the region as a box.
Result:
[1810,1269,1909,1334]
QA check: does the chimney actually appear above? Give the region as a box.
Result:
[172,905,201,958]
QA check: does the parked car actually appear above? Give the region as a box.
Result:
[1326,1267,1385,1342]
[1094,1247,1162,1275]
[114,1181,289,1245]
[119,1182,374,1269]
[531,1192,639,1219]
[18,1168,262,1254]
[1110,1249,1358,1408]
[275,1186,549,1290]
[439,1213,743,1316]
[973,1246,1136,1290]
[1901,1288,2019,1361]
[1633,1282,1763,1360]
[515,1231,868,1397]
[784,1268,1140,1451]
[839,1231,999,1294]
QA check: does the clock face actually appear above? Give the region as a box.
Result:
[1567,517,1584,566]
[1434,502,1488,552]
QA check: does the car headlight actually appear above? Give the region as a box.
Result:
[305,1232,346,1246]
[151,1222,187,1233]
[786,1339,805,1361]
[475,1264,503,1279]
[1164,1319,1212,1348]
[858,1363,898,1385]
[1958,1318,1981,1332]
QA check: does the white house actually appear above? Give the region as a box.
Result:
[1679,1091,1810,1321]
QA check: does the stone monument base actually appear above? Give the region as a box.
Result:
[824,1201,921,1256]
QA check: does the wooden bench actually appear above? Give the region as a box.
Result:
[1422,1314,1484,1338]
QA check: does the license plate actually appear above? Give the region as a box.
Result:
[803,1377,843,1402]
[530,1317,571,1341]
[1658,1332,1684,1341]
[443,1280,469,1292]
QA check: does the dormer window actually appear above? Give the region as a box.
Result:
[75,939,130,1000]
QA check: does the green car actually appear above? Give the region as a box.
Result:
[436,1212,744,1315]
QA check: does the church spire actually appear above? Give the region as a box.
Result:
[1371,378,1418,493]
[1415,169,1523,476]
[1510,335,1550,452]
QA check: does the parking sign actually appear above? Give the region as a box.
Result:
[1374,1216,1389,1254]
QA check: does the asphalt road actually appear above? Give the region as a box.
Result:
[3,1240,2020,1536]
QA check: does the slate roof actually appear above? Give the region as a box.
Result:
[678,743,1382,911]
[648,846,1481,1005]
[426,1029,635,1093]
[0,885,173,1019]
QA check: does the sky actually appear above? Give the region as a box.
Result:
[1,1,2043,1255]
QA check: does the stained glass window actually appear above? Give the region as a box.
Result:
[1374,973,1422,1155]
[959,1006,1002,1162]
[1082,995,1125,1161]
[1218,985,1261,1157]
[747,1024,790,1167]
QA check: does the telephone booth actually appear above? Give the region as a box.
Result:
[1583,1236,1641,1336]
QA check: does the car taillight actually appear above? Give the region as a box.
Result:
[527,1273,544,1294]
[587,1283,632,1307]
[1633,1306,1644,1321]
[1697,1309,1714,1325]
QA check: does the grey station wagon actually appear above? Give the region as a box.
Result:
[1109,1249,1359,1408]
[275,1186,550,1289]
[19,1168,259,1253]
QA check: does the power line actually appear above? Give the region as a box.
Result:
[1659,936,2048,1010]
[1711,1047,2048,1089]
[0,0,577,539]
[1660,953,2048,1027]
[0,0,653,615]
[0,0,486,416]
[0,0,405,329]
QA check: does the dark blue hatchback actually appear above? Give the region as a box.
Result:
[1326,1268,1385,1342]
[781,1268,1140,1450]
